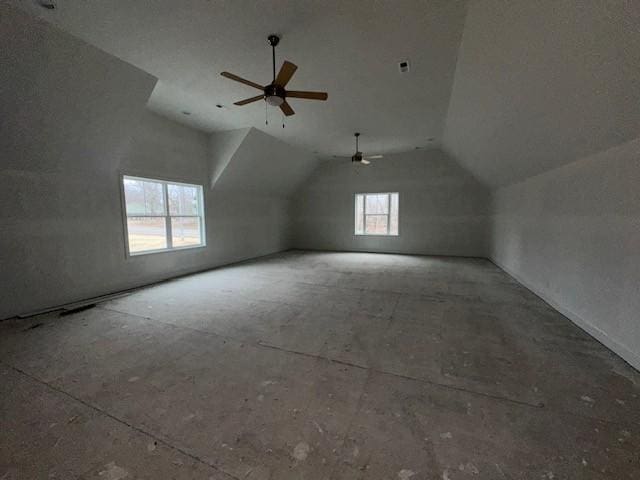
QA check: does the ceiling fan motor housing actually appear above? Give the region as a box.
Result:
[265,84,285,106]
[267,34,280,47]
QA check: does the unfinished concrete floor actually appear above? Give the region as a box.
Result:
[1,250,639,479]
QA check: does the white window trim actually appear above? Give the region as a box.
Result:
[354,192,399,236]
[121,174,206,256]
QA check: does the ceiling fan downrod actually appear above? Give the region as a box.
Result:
[268,34,279,83]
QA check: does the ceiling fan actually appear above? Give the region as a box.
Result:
[220,35,328,117]
[349,133,383,165]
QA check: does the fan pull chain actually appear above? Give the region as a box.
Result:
[264,99,268,125]
[282,112,285,129]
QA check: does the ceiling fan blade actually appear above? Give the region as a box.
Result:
[286,90,328,101]
[275,61,298,87]
[280,101,295,116]
[234,95,264,106]
[361,159,371,165]
[221,72,264,90]
[363,155,383,160]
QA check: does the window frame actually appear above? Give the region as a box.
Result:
[354,192,400,236]
[120,174,206,256]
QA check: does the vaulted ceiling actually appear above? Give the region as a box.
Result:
[444,0,640,187]
[9,0,640,187]
[12,0,468,159]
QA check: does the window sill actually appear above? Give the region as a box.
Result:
[127,243,207,257]
[354,233,400,237]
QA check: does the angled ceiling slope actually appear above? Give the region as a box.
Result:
[443,0,640,187]
[209,128,251,188]
[210,127,319,196]
[9,0,469,159]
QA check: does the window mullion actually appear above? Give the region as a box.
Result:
[164,183,173,249]
[364,194,370,234]
[199,190,205,245]
[386,193,390,234]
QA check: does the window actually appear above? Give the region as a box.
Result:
[122,175,205,255]
[355,192,399,236]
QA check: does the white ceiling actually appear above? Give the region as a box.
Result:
[14,0,469,158]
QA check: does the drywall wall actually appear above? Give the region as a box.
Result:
[211,128,320,196]
[0,6,298,319]
[119,111,294,288]
[209,128,251,188]
[490,137,640,370]
[207,126,320,258]
[118,114,294,303]
[206,127,319,260]
[444,0,640,186]
[292,149,490,256]
[445,0,640,370]
[0,5,152,318]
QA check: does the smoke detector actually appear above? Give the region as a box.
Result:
[398,60,410,74]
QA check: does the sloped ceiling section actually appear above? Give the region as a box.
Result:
[209,128,251,188]
[210,127,319,196]
[0,3,157,175]
[8,0,469,158]
[443,0,640,187]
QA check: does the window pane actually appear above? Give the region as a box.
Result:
[122,176,206,254]
[127,217,167,252]
[168,184,200,216]
[171,217,202,247]
[365,215,388,234]
[124,178,165,215]
[389,193,399,235]
[365,194,389,214]
[355,194,364,234]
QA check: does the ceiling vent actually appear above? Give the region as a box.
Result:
[398,60,410,74]
[35,0,56,9]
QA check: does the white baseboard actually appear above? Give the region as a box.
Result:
[490,257,640,372]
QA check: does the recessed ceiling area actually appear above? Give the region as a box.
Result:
[12,0,469,157]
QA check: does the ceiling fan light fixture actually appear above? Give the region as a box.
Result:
[266,95,284,107]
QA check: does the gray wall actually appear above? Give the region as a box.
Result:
[122,113,294,295]
[292,149,490,257]
[0,7,296,319]
[211,127,320,197]
[443,0,640,369]
[490,137,640,370]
